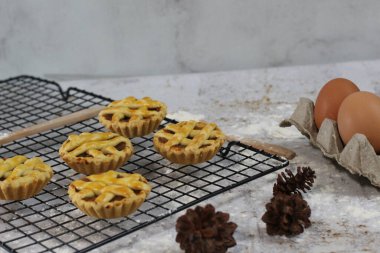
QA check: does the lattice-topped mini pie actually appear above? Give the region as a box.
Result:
[98,96,167,138]
[0,156,53,200]
[59,132,133,175]
[68,170,151,219]
[153,120,225,164]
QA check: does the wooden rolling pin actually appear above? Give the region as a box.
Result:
[0,106,104,145]
[0,106,296,160]
[225,135,296,160]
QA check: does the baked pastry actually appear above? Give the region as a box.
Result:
[0,156,53,200]
[153,120,225,164]
[68,170,151,219]
[98,96,167,138]
[59,132,133,175]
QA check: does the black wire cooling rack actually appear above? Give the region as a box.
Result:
[0,75,289,253]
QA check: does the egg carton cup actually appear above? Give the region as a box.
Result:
[280,97,380,188]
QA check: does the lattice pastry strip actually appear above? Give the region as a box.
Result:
[64,132,129,159]
[154,120,225,164]
[68,170,151,219]
[101,99,163,124]
[98,96,167,138]
[59,132,133,175]
[0,156,53,200]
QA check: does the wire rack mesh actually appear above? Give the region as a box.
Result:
[0,76,289,253]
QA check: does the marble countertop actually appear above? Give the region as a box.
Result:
[4,60,380,253]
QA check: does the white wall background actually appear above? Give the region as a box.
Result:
[1,0,380,79]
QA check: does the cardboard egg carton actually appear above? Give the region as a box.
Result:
[280,98,380,187]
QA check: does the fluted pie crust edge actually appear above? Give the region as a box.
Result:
[98,96,167,138]
[68,171,151,219]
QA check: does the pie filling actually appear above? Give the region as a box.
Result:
[81,192,138,202]
[148,107,161,112]
[115,142,127,151]
[78,153,92,158]
[112,195,125,201]
[81,195,126,203]
[104,114,113,121]
[171,144,186,151]
[120,117,130,122]
[158,137,168,144]
[83,196,96,201]
[168,143,212,151]
[103,106,162,123]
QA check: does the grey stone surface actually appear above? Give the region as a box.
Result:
[3,60,380,253]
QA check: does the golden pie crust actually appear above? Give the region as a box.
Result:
[59,132,133,175]
[0,156,53,200]
[153,120,225,164]
[68,170,151,219]
[98,96,167,138]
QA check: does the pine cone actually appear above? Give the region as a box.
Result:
[273,167,316,195]
[262,192,311,236]
[175,204,238,253]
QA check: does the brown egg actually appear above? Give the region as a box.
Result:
[314,78,359,129]
[337,91,380,153]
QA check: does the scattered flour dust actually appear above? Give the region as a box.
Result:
[167,111,205,121]
[345,205,380,220]
[309,193,380,228]
[167,110,301,139]
[232,114,302,139]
